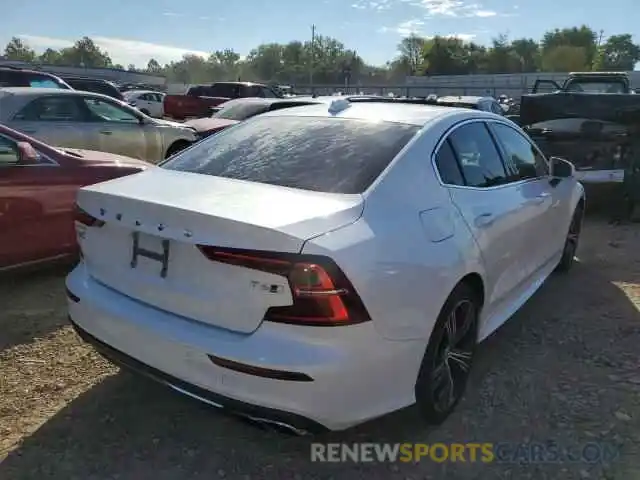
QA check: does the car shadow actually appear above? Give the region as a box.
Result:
[0,261,74,352]
[1,221,639,479]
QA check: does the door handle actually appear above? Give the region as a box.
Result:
[474,212,494,227]
[99,130,113,135]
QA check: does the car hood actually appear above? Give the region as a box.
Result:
[63,149,151,168]
[184,117,239,133]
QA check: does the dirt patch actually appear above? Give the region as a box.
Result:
[1,218,639,479]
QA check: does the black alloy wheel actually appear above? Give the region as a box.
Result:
[415,283,479,425]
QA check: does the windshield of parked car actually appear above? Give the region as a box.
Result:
[212,101,271,121]
[161,116,419,194]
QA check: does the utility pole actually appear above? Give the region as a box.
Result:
[592,29,604,71]
[309,24,316,87]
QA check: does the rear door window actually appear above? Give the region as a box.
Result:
[434,139,465,186]
[14,96,86,122]
[162,116,419,194]
[448,122,508,187]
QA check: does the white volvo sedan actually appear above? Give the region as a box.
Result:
[66,98,585,434]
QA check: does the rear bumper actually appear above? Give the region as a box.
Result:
[69,318,326,434]
[65,263,423,431]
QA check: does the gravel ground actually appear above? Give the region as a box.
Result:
[1,217,639,480]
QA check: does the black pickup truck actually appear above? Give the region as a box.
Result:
[517,72,639,189]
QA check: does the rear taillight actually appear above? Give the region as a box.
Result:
[196,246,371,326]
[74,205,105,227]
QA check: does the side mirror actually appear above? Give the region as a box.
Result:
[550,156,575,179]
[16,142,40,164]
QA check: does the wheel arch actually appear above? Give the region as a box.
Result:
[458,272,485,308]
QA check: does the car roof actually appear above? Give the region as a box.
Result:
[0,86,111,97]
[258,99,485,126]
[0,66,57,74]
[63,77,115,84]
[125,89,163,95]
[0,86,75,95]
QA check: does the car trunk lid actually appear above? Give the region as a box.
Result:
[76,168,364,334]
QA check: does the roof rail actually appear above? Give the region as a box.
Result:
[0,65,26,70]
[345,97,441,106]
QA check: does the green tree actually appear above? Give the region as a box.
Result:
[593,34,640,71]
[3,27,639,85]
[397,34,427,75]
[510,38,540,72]
[38,48,63,65]
[146,59,163,73]
[422,37,473,75]
[541,26,597,69]
[485,34,520,74]
[57,37,112,67]
[4,37,36,62]
[246,43,284,82]
[541,45,589,72]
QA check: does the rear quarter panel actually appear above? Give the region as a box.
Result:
[302,114,486,343]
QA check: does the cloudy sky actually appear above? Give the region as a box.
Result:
[2,0,638,67]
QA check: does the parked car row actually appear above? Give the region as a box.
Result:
[0,66,164,114]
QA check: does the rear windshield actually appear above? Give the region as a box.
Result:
[162,116,419,194]
[565,80,627,94]
[213,101,270,121]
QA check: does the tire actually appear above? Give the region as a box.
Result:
[554,204,584,273]
[165,141,191,159]
[414,282,480,425]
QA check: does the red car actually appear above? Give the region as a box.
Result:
[164,82,283,120]
[0,124,148,271]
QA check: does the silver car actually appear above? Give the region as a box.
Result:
[0,87,197,163]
